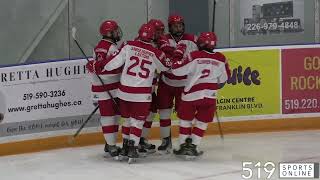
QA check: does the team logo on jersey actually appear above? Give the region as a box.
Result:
[165,59,172,67]
[112,50,119,56]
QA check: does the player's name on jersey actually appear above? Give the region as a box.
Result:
[131,46,154,59]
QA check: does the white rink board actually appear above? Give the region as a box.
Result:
[0,44,319,144]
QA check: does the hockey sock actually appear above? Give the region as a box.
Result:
[100,116,119,146]
[122,117,130,140]
[141,112,155,138]
[191,119,208,146]
[179,119,192,145]
[159,109,172,138]
[129,117,145,146]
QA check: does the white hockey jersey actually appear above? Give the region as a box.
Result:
[161,33,198,87]
[91,39,121,101]
[105,40,170,102]
[171,50,231,101]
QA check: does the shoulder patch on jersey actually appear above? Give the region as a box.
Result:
[164,58,172,67]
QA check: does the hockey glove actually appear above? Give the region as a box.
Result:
[86,60,107,74]
[173,43,187,60]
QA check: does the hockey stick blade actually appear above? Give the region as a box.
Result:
[216,112,224,140]
[71,27,77,40]
[68,105,100,144]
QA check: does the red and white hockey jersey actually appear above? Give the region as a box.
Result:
[134,36,161,93]
[161,33,198,87]
[171,50,231,101]
[91,39,122,101]
[104,40,170,102]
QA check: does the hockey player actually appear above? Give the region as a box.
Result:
[137,19,176,153]
[85,20,123,159]
[171,32,231,159]
[157,14,198,153]
[137,19,166,153]
[90,24,171,163]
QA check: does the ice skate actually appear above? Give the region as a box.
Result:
[138,146,148,158]
[119,139,129,161]
[104,144,121,160]
[139,137,156,154]
[127,140,139,164]
[174,138,203,160]
[157,136,172,154]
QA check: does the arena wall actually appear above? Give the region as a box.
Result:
[0,44,319,156]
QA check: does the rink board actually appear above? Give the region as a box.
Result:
[0,44,320,156]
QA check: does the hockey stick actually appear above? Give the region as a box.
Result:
[215,111,224,140]
[68,105,99,144]
[212,0,217,32]
[216,76,224,140]
[71,27,119,110]
[68,27,119,143]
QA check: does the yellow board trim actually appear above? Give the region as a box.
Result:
[1,117,319,156]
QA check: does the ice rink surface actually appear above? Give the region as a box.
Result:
[1,130,320,180]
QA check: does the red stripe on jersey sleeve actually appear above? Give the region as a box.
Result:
[185,83,219,94]
[163,72,187,80]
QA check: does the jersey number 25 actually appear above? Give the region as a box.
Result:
[127,56,152,79]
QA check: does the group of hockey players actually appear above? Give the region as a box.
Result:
[86,14,231,163]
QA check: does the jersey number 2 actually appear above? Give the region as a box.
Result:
[200,69,210,78]
[127,56,152,78]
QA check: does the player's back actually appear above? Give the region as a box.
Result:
[117,40,168,102]
[174,50,228,101]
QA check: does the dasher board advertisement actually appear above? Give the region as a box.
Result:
[240,0,304,36]
[0,59,100,138]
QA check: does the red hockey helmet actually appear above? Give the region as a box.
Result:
[138,23,156,42]
[148,19,165,31]
[168,14,184,25]
[99,20,119,36]
[197,32,217,50]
